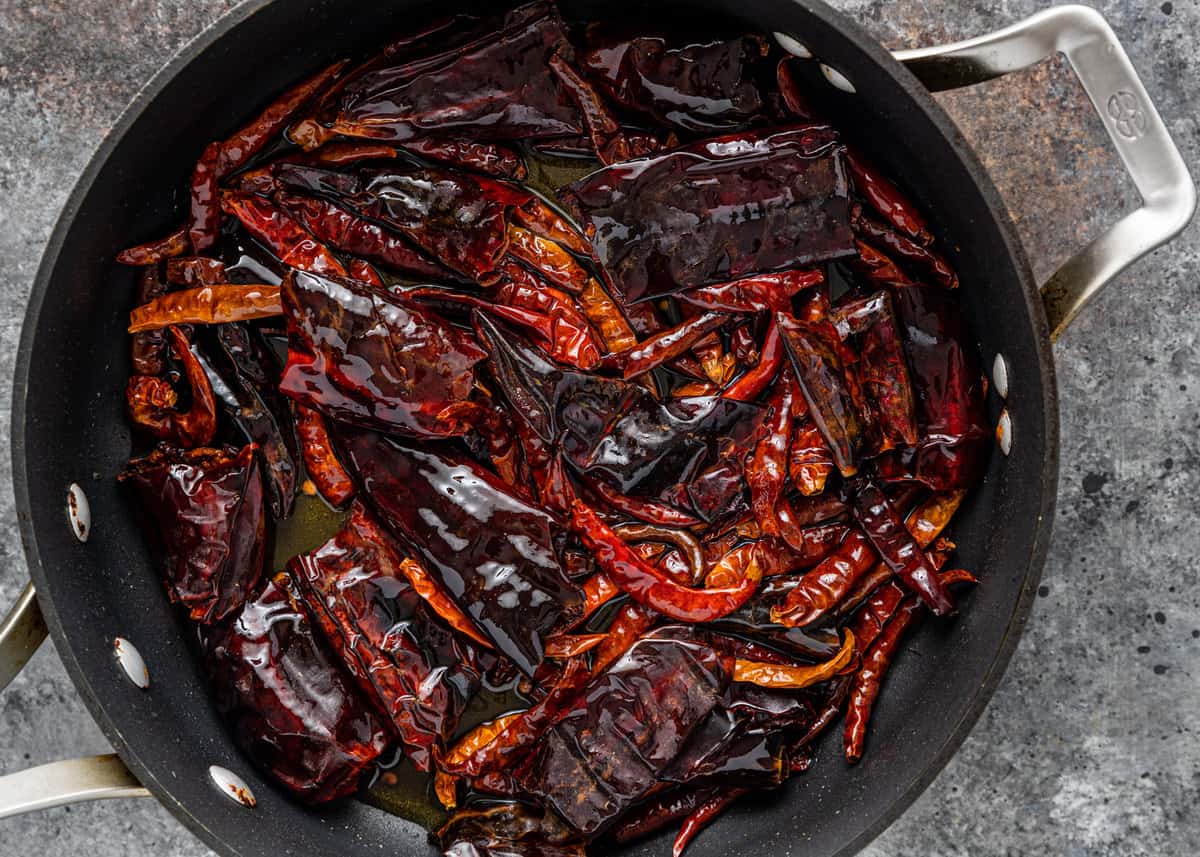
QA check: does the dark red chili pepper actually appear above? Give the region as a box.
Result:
[844,596,922,764]
[131,266,168,376]
[723,317,782,402]
[401,137,527,180]
[776,58,822,121]
[221,191,349,277]
[188,141,223,252]
[679,269,825,313]
[592,602,658,678]
[128,285,282,333]
[852,481,955,616]
[729,321,760,366]
[585,473,702,528]
[346,258,382,285]
[788,413,835,496]
[294,403,355,508]
[851,204,958,289]
[543,633,607,659]
[615,312,728,380]
[777,309,866,477]
[673,788,748,857]
[614,522,706,585]
[747,370,795,539]
[770,528,875,628]
[845,147,933,245]
[219,59,350,177]
[547,50,641,166]
[852,239,917,289]
[126,326,218,448]
[165,256,227,287]
[571,501,762,623]
[274,190,458,282]
[612,787,722,845]
[116,225,191,266]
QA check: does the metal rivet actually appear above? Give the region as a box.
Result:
[820,63,856,94]
[209,766,257,808]
[992,353,1010,400]
[66,483,90,543]
[773,32,813,59]
[113,637,150,689]
[996,409,1013,456]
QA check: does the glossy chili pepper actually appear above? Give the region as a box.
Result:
[777,308,866,477]
[274,190,458,282]
[613,312,729,380]
[396,557,494,651]
[546,50,648,167]
[119,443,264,624]
[747,370,795,540]
[126,326,218,448]
[580,572,621,618]
[294,403,355,507]
[729,321,760,366]
[793,674,852,748]
[851,204,958,289]
[128,284,282,333]
[680,269,825,313]
[585,473,702,528]
[589,600,658,676]
[844,596,922,763]
[434,710,523,808]
[852,239,917,289]
[722,317,783,402]
[788,414,834,495]
[845,147,933,245]
[577,276,639,353]
[571,501,762,623]
[116,225,191,266]
[346,258,381,285]
[188,142,223,253]
[732,628,855,689]
[131,266,168,376]
[852,481,955,616]
[833,290,919,449]
[614,522,706,585]
[221,191,349,276]
[612,786,722,845]
[691,332,737,386]
[165,256,227,286]
[543,633,608,659]
[776,58,821,121]
[218,59,350,176]
[672,788,749,857]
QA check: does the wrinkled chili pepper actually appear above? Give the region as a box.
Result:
[844,596,922,764]
[614,312,729,380]
[612,786,722,845]
[722,317,782,402]
[543,633,607,659]
[219,59,350,176]
[221,191,349,276]
[577,276,638,353]
[852,239,916,289]
[680,269,825,313]
[128,284,282,333]
[845,147,933,245]
[572,501,762,623]
[852,481,955,616]
[131,266,168,375]
[673,788,749,857]
[126,326,218,447]
[589,600,658,676]
[396,557,495,651]
[188,142,223,253]
[851,204,958,289]
[116,225,191,266]
[747,369,795,539]
[788,413,835,495]
[294,403,355,507]
[614,522,706,585]
[165,256,227,286]
[586,474,702,528]
[732,628,855,689]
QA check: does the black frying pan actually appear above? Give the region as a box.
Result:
[0,2,1193,856]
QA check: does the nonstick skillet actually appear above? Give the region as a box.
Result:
[0,2,1193,857]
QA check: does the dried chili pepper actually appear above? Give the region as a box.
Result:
[294,403,355,508]
[851,204,958,289]
[732,628,854,689]
[852,239,917,289]
[614,522,706,585]
[165,256,227,286]
[612,786,722,844]
[116,225,191,266]
[128,284,282,333]
[586,474,702,528]
[611,312,729,380]
[672,788,749,857]
[221,191,348,276]
[722,317,783,402]
[788,413,835,495]
[680,269,825,313]
[397,557,494,651]
[544,633,607,659]
[845,147,933,245]
[126,326,218,447]
[747,370,795,539]
[844,596,922,763]
[188,142,223,252]
[219,59,350,176]
[571,501,762,623]
[131,265,168,375]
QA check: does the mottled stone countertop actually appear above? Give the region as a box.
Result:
[0,1,1196,855]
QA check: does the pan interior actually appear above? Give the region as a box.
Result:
[12,2,1056,856]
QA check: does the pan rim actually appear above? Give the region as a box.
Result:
[10,2,1060,856]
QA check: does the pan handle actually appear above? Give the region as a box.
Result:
[893,4,1196,339]
[0,583,150,816]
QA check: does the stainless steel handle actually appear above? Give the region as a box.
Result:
[894,4,1196,339]
[0,583,149,817]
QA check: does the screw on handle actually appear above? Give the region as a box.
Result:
[895,4,1197,339]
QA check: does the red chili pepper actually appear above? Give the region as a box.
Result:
[793,674,852,749]
[218,59,350,177]
[274,190,457,282]
[612,787,722,845]
[776,58,822,121]
[396,557,494,650]
[770,529,876,628]
[188,142,223,252]
[570,501,762,623]
[347,258,382,285]
[729,321,759,366]
[845,147,933,245]
[221,191,348,277]
[116,225,191,266]
[722,317,782,402]
[679,269,825,313]
[615,312,728,380]
[543,633,607,659]
[126,326,217,448]
[580,572,621,619]
[852,239,916,289]
[851,204,958,289]
[672,789,748,857]
[585,473,702,528]
[505,225,593,294]
[844,596,922,763]
[165,257,227,287]
[577,276,639,354]
[788,415,834,496]
[401,138,527,180]
[294,404,355,508]
[852,482,955,616]
[131,266,168,376]
[128,284,282,333]
[747,370,795,539]
[613,522,706,586]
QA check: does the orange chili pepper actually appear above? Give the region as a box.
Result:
[733,628,855,689]
[397,558,493,650]
[128,285,282,333]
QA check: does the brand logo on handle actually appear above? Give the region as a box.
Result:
[1106,90,1147,139]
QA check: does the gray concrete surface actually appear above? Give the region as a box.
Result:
[0,1,1196,855]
